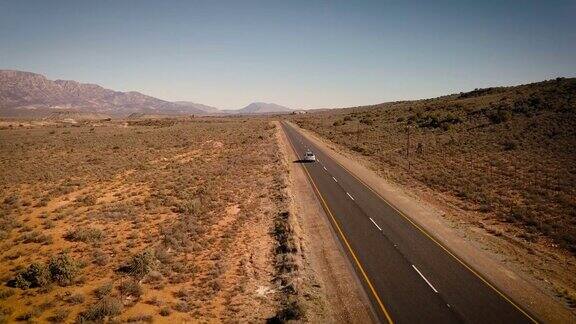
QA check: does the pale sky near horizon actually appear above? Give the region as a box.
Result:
[1,0,575,109]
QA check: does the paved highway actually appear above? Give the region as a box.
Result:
[281,122,536,324]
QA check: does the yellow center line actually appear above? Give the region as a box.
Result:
[287,122,539,324]
[282,123,394,324]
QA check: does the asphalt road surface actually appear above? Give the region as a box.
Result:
[281,122,536,324]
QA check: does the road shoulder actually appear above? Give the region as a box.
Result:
[287,121,575,323]
[274,121,375,323]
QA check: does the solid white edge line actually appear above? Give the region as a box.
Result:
[412,265,439,293]
[347,192,355,200]
[332,176,338,182]
[369,217,382,231]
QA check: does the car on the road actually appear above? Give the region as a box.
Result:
[304,150,316,162]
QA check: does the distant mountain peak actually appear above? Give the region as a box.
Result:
[238,102,292,114]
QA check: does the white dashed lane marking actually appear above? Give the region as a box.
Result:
[370,218,382,231]
[412,265,439,293]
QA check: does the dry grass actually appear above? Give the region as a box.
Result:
[290,78,576,254]
[0,117,292,321]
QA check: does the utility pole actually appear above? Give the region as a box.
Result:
[406,125,411,172]
[356,122,360,146]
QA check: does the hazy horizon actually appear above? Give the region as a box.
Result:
[1,1,575,110]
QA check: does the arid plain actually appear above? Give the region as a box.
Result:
[0,118,312,322]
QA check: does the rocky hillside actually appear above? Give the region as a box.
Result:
[0,70,215,116]
[173,101,220,114]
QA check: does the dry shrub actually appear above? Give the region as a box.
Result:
[77,296,123,322]
[93,282,113,299]
[126,314,153,323]
[20,231,53,245]
[8,263,50,289]
[75,194,97,206]
[120,250,157,279]
[47,309,69,322]
[48,253,78,286]
[118,279,142,298]
[159,306,171,316]
[267,298,304,323]
[64,293,85,305]
[7,254,78,288]
[64,227,104,243]
[92,249,110,266]
[0,289,14,300]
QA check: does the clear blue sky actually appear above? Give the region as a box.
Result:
[1,0,575,109]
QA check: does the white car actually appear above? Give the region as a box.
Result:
[304,151,316,162]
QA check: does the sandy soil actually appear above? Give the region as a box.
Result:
[274,121,375,323]
[288,121,575,323]
[0,119,285,322]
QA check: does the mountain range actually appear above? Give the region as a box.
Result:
[0,70,293,117]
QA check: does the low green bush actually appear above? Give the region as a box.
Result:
[8,263,50,289]
[48,254,78,286]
